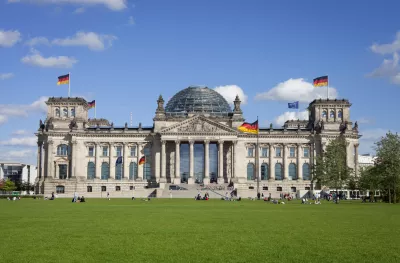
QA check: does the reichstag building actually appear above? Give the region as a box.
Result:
[35,86,360,198]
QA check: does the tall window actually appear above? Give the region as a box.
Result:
[261,163,269,180]
[303,148,309,157]
[56,185,65,194]
[289,147,295,157]
[275,147,281,157]
[322,110,327,119]
[87,162,95,179]
[289,163,296,180]
[330,110,335,118]
[101,162,109,180]
[59,164,68,179]
[102,146,108,157]
[116,146,122,157]
[338,111,343,119]
[247,147,254,157]
[70,108,75,117]
[63,108,68,117]
[303,163,310,180]
[130,146,136,157]
[55,108,60,117]
[143,147,151,180]
[87,186,92,192]
[115,163,123,180]
[129,162,137,180]
[247,163,255,180]
[88,146,94,157]
[57,144,69,156]
[275,163,282,180]
[261,147,268,157]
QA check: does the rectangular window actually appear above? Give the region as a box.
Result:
[116,146,122,157]
[261,147,268,157]
[303,148,309,157]
[144,147,151,156]
[289,147,295,157]
[275,147,281,157]
[88,146,94,157]
[130,146,136,157]
[247,147,254,157]
[102,146,108,157]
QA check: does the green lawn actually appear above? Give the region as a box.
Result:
[0,198,399,263]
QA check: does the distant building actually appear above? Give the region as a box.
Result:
[0,162,37,185]
[358,154,376,169]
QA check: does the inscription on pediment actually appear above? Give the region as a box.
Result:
[163,117,235,134]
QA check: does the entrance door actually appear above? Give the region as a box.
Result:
[59,164,67,179]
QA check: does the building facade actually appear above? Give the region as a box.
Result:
[35,86,360,197]
[0,162,37,186]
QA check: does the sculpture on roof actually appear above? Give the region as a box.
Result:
[352,121,358,133]
[339,121,347,134]
[69,119,77,131]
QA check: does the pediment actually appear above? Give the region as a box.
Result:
[160,116,237,134]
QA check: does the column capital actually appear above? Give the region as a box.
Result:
[354,143,359,147]
[161,140,167,145]
[175,140,180,144]
[189,140,195,145]
[204,139,210,145]
[71,140,77,145]
[109,142,114,146]
[48,140,54,145]
[218,140,224,144]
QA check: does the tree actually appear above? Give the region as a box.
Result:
[314,135,354,199]
[374,131,400,203]
[0,179,17,192]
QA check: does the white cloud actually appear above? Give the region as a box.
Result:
[8,149,35,158]
[367,53,400,85]
[52,31,117,51]
[0,96,48,125]
[73,7,85,14]
[128,16,135,25]
[274,110,309,126]
[0,136,37,147]
[25,37,50,47]
[21,49,77,68]
[0,73,14,80]
[356,117,375,125]
[358,128,388,155]
[370,31,400,55]
[12,130,31,136]
[0,148,36,163]
[214,85,248,105]
[0,29,21,47]
[8,0,127,11]
[255,78,338,102]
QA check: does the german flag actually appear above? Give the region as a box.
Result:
[88,100,95,109]
[139,156,145,165]
[313,76,328,87]
[238,120,258,134]
[57,74,70,85]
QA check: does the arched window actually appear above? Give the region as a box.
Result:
[275,163,282,180]
[129,162,137,180]
[144,163,151,180]
[55,108,60,117]
[56,185,65,194]
[247,163,255,180]
[57,144,69,156]
[261,163,269,180]
[70,108,75,117]
[338,111,343,119]
[322,110,327,119]
[87,162,95,179]
[63,108,68,117]
[330,110,335,118]
[303,163,310,180]
[289,163,297,180]
[101,162,109,180]
[115,163,123,180]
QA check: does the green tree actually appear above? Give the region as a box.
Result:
[374,131,400,203]
[0,179,17,192]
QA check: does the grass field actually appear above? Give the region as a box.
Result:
[0,198,399,263]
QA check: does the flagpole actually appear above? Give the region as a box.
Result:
[327,75,329,99]
[68,72,71,97]
[256,116,260,198]
[95,102,97,119]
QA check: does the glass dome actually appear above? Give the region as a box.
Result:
[165,86,232,117]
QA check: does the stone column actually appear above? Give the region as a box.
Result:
[269,144,274,180]
[297,143,302,180]
[218,140,224,183]
[70,140,77,178]
[233,141,238,179]
[160,140,166,182]
[123,143,129,180]
[95,143,100,179]
[354,143,359,177]
[47,140,54,178]
[204,140,210,184]
[174,140,180,184]
[37,142,43,180]
[137,143,143,181]
[283,144,288,180]
[42,144,46,180]
[109,142,115,179]
[188,140,195,184]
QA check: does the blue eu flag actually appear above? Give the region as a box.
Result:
[116,156,123,164]
[288,101,299,109]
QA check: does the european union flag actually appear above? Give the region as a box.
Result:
[288,101,299,109]
[116,156,123,164]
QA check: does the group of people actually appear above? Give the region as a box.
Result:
[72,192,85,203]
[195,192,209,200]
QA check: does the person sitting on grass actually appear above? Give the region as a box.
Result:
[80,196,85,202]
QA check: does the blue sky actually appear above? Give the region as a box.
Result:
[1,0,400,164]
